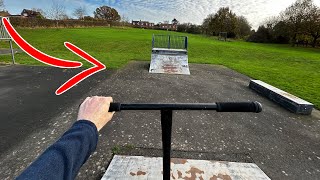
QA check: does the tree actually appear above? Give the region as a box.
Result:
[246,0,320,47]
[31,8,46,19]
[60,14,69,20]
[187,24,201,34]
[83,16,95,21]
[273,21,291,43]
[177,23,201,34]
[236,16,251,38]
[202,14,214,35]
[280,0,313,45]
[247,26,273,43]
[304,3,320,47]
[172,18,179,25]
[211,7,238,38]
[0,0,5,11]
[120,15,130,26]
[94,6,121,21]
[73,6,86,20]
[202,7,251,38]
[177,23,188,32]
[47,0,67,20]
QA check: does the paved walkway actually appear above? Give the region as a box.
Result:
[0,62,319,179]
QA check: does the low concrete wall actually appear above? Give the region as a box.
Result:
[249,80,314,115]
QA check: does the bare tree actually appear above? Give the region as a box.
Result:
[47,0,67,20]
[0,0,5,11]
[262,16,280,29]
[120,15,129,26]
[73,6,86,20]
[121,15,129,23]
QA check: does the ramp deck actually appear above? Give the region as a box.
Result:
[149,53,190,75]
[149,35,190,75]
[102,155,271,180]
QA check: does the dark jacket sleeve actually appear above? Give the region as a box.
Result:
[16,120,98,180]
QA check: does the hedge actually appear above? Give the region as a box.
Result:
[9,17,112,28]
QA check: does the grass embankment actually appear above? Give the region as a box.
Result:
[0,27,319,108]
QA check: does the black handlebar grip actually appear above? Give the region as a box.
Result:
[109,103,121,112]
[216,101,262,113]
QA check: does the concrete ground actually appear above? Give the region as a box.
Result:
[0,61,319,180]
[0,65,112,154]
[0,48,23,55]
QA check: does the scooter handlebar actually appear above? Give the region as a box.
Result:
[109,101,262,113]
[109,103,121,112]
[216,101,262,113]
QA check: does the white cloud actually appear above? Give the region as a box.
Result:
[5,0,320,29]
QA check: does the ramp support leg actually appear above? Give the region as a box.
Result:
[152,35,155,48]
[185,37,188,50]
[161,110,172,180]
[9,40,15,64]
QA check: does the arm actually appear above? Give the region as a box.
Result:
[17,120,98,180]
[17,97,115,180]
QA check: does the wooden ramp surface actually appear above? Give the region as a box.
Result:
[102,155,271,180]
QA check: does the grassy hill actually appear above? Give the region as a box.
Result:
[1,27,319,108]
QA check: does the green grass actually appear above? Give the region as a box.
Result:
[111,144,135,155]
[1,27,320,108]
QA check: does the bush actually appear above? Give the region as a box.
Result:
[274,35,290,44]
[247,26,273,43]
[177,23,201,34]
[10,17,110,28]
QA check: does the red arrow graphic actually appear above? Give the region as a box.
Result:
[2,18,82,68]
[2,18,107,95]
[56,42,106,95]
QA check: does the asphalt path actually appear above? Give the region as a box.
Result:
[0,62,319,180]
[0,65,112,155]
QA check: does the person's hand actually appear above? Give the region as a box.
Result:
[77,96,115,131]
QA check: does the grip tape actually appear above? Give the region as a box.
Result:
[216,101,262,113]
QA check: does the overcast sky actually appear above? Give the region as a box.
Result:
[4,0,320,30]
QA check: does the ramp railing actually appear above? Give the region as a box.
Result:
[109,102,262,180]
[0,17,15,64]
[152,35,188,50]
[0,17,11,40]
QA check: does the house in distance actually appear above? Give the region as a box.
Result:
[132,20,155,29]
[132,18,179,31]
[21,9,44,18]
